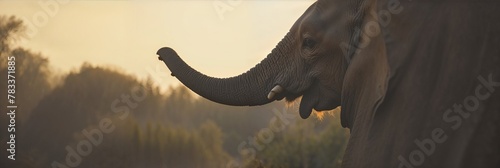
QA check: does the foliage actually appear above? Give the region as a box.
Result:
[0,16,53,126]
[242,113,349,168]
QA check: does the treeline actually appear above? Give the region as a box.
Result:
[0,16,348,168]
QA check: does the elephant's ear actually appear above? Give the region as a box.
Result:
[340,35,389,130]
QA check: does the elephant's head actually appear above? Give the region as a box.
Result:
[158,1,356,118]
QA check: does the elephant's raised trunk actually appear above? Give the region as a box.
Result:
[157,33,293,106]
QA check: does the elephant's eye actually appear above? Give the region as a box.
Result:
[302,38,316,49]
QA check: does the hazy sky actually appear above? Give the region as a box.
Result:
[0,0,313,89]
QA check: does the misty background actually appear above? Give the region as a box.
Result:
[0,15,349,168]
[0,0,314,88]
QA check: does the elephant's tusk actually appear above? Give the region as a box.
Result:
[267,85,284,100]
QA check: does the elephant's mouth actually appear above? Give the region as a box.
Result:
[269,80,341,119]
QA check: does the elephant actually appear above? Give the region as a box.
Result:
[157,0,500,167]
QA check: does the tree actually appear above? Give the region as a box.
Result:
[0,16,54,125]
[243,113,349,168]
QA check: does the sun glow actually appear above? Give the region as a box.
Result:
[314,106,341,121]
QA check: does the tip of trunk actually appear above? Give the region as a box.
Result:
[157,47,176,58]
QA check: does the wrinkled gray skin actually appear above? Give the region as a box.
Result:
[157,0,500,167]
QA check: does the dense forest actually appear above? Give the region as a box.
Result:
[0,16,349,168]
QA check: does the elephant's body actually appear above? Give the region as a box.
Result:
[341,1,500,167]
[158,0,500,167]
